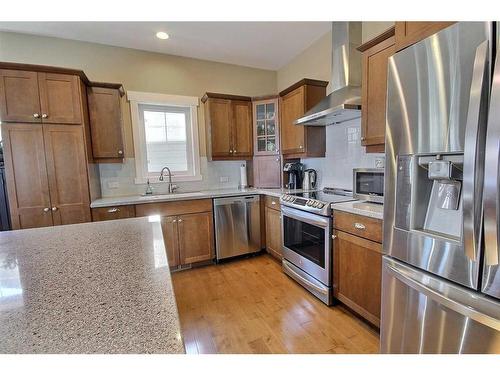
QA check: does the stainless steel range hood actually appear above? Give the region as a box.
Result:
[295,22,362,126]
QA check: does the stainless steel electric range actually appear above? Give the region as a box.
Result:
[280,188,355,304]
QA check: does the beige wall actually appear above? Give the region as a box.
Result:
[0,31,277,157]
[362,22,395,43]
[276,22,395,92]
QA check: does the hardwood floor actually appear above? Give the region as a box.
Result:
[171,254,380,354]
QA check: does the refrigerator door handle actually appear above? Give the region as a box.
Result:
[463,40,489,262]
[484,41,500,266]
[384,259,500,330]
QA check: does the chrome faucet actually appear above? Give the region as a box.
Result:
[159,166,177,194]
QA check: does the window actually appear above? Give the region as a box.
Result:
[128,91,201,183]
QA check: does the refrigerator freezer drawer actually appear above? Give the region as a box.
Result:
[381,256,500,354]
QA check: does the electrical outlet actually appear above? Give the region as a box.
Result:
[219,176,229,183]
[375,157,385,169]
[107,181,119,189]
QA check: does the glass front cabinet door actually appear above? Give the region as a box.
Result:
[253,97,280,156]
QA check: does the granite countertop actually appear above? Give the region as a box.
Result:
[0,218,185,354]
[90,187,307,208]
[331,200,384,220]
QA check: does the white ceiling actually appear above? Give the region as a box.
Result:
[0,22,332,70]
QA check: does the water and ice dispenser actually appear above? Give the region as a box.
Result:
[395,154,464,241]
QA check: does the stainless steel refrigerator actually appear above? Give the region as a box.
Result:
[382,22,500,353]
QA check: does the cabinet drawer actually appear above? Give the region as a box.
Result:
[135,198,212,217]
[333,211,382,243]
[92,205,136,221]
[265,195,280,210]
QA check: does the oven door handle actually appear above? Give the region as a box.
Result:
[281,205,330,228]
[282,260,329,296]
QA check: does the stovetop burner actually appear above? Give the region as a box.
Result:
[280,188,355,216]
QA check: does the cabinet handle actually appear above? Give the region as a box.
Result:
[361,137,366,141]
[271,201,276,205]
[234,149,237,153]
[118,150,123,155]
[43,207,50,213]
[229,149,233,154]
[51,206,58,212]
[276,158,280,162]
[178,219,183,223]
[33,113,40,118]
[172,219,177,223]
[42,114,48,119]
[354,222,366,230]
[299,145,304,149]
[332,234,337,240]
[107,208,120,213]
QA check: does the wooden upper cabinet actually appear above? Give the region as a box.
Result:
[1,123,53,229]
[38,73,82,124]
[279,79,327,158]
[177,211,214,264]
[87,86,125,160]
[357,27,396,153]
[0,69,41,123]
[232,100,253,158]
[202,93,253,160]
[395,22,455,51]
[42,124,91,225]
[253,97,279,156]
[204,97,233,158]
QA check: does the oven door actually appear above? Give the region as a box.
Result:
[281,205,331,285]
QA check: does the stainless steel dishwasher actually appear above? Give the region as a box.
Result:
[213,195,262,260]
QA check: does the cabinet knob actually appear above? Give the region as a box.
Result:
[178,219,183,223]
[229,149,234,154]
[51,206,58,212]
[33,113,40,118]
[299,145,303,149]
[354,222,366,230]
[276,158,280,162]
[271,201,276,205]
[42,114,48,119]
[361,137,366,141]
[43,207,50,213]
[332,234,337,240]
[234,149,237,153]
[118,150,123,155]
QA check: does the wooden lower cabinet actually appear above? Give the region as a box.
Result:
[91,205,136,221]
[135,199,215,268]
[265,204,282,260]
[2,122,91,229]
[161,216,180,268]
[42,124,91,225]
[177,211,214,264]
[334,230,382,327]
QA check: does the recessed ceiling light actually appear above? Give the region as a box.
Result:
[156,32,169,40]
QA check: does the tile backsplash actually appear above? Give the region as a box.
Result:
[99,157,245,197]
[301,118,384,190]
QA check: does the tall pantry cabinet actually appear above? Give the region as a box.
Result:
[0,66,93,229]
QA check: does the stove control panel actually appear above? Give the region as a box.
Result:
[280,194,330,216]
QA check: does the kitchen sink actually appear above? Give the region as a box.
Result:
[139,191,205,199]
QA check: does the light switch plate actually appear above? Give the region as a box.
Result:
[375,157,385,169]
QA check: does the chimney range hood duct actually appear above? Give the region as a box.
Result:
[295,22,362,126]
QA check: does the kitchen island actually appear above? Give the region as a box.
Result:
[0,217,185,354]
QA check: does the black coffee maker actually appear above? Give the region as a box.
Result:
[283,162,304,189]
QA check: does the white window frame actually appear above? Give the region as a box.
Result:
[128,91,202,184]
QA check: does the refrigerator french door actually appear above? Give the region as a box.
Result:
[382,22,500,353]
